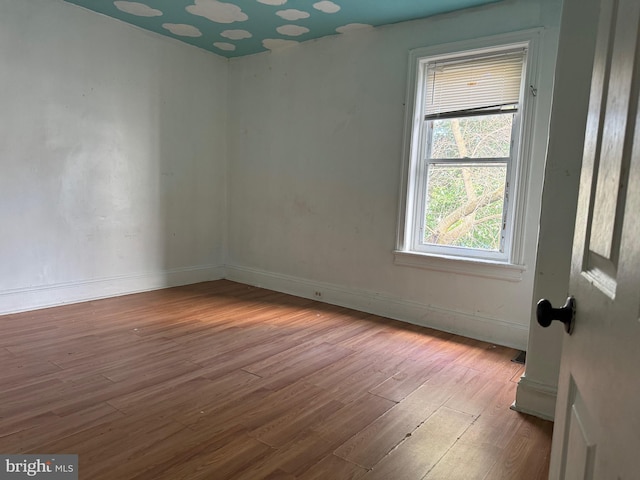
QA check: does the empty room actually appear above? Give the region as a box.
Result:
[2,0,639,478]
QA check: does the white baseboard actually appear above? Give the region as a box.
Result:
[0,264,225,315]
[511,375,557,421]
[2,263,531,351]
[225,264,528,350]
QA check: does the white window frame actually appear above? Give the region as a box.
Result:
[395,30,540,280]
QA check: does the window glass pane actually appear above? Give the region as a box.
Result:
[429,114,513,159]
[423,163,507,251]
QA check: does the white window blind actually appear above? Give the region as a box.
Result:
[424,49,526,119]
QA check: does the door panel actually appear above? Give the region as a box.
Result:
[589,0,636,263]
[563,379,596,480]
[581,0,625,298]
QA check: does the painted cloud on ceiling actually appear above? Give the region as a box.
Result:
[276,9,310,21]
[276,25,309,36]
[220,29,252,40]
[257,0,288,5]
[313,1,340,14]
[114,1,162,16]
[186,0,248,23]
[162,23,202,37]
[336,23,373,34]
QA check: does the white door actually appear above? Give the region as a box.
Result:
[548,0,640,478]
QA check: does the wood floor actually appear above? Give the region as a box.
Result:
[0,280,552,479]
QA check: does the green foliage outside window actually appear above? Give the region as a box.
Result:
[423,114,513,250]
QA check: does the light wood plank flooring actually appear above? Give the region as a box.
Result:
[0,280,552,479]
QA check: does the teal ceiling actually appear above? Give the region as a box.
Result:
[64,0,502,58]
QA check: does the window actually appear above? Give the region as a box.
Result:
[397,34,537,269]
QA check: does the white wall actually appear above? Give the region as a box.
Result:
[0,0,228,313]
[515,0,602,421]
[226,0,563,351]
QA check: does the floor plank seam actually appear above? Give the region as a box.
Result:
[365,390,401,404]
[422,413,479,480]
[104,400,128,416]
[363,414,436,473]
[46,359,66,371]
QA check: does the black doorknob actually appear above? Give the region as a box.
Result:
[536,296,575,334]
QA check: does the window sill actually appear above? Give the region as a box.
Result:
[393,250,526,282]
